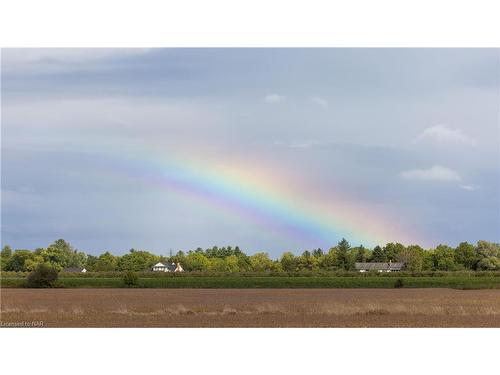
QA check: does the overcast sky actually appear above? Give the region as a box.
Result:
[1,48,499,256]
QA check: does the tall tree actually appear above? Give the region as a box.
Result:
[354,246,367,262]
[371,245,387,262]
[334,238,351,270]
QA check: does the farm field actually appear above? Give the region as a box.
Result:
[1,288,500,327]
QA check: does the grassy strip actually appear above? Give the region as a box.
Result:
[2,276,500,289]
[3,271,500,278]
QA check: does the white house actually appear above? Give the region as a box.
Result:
[151,262,184,272]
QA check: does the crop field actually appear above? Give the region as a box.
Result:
[1,288,500,327]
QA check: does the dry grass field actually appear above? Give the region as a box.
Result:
[1,288,500,327]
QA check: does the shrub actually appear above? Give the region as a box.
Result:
[26,263,59,288]
[123,271,139,287]
[394,278,404,288]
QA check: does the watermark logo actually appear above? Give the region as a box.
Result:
[0,321,45,328]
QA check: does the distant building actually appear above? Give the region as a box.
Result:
[151,262,184,272]
[355,261,404,272]
[63,267,87,273]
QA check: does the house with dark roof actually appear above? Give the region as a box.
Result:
[151,262,184,272]
[63,267,87,273]
[355,261,404,272]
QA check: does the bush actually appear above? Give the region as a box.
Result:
[394,278,404,288]
[26,263,59,288]
[123,271,139,287]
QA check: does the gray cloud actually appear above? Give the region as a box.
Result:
[2,48,499,254]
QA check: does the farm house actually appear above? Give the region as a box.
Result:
[355,261,404,272]
[151,262,184,272]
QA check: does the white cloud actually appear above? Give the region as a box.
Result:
[415,125,477,146]
[310,96,328,107]
[264,93,285,103]
[400,165,462,182]
[459,184,478,191]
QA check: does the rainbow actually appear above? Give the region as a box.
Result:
[99,149,418,249]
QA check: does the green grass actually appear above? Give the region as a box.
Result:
[2,276,500,289]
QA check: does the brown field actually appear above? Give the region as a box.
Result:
[1,288,500,327]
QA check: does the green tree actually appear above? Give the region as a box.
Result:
[371,245,387,262]
[38,239,80,270]
[476,240,500,258]
[224,255,240,273]
[95,251,118,271]
[280,252,298,272]
[475,241,500,270]
[312,248,324,257]
[6,249,34,271]
[476,256,500,270]
[123,271,139,287]
[432,245,458,271]
[1,245,13,271]
[117,250,159,271]
[297,250,319,271]
[249,252,273,272]
[383,243,405,261]
[354,246,367,262]
[454,242,477,270]
[334,238,351,270]
[185,252,211,271]
[236,253,251,271]
[26,263,59,288]
[85,255,98,271]
[320,248,337,270]
[396,245,424,271]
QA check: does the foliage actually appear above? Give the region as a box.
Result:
[2,275,499,289]
[123,271,139,287]
[26,263,59,288]
[394,278,404,288]
[334,238,352,270]
[432,245,459,271]
[2,239,500,274]
[371,246,386,262]
[396,245,424,271]
[117,250,159,272]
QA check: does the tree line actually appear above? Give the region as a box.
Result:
[1,238,500,273]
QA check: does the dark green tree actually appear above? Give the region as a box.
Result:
[354,246,367,262]
[1,245,13,271]
[312,248,324,257]
[454,242,477,270]
[334,238,351,270]
[26,263,59,288]
[371,245,387,262]
[5,249,34,271]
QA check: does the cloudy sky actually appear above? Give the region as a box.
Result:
[1,48,499,256]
